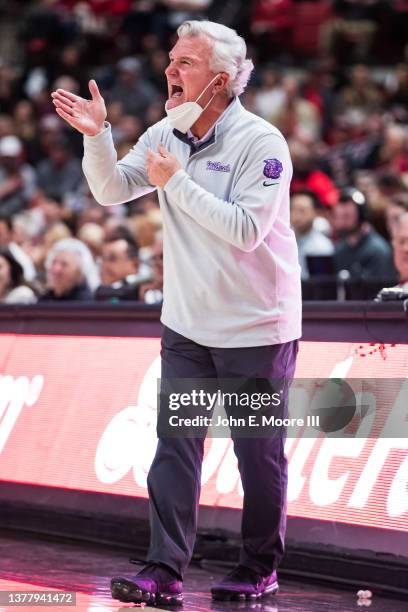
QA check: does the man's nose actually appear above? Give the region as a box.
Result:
[165,62,178,78]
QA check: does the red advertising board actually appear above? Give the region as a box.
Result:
[0,334,407,532]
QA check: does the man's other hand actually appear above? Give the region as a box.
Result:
[146,144,181,189]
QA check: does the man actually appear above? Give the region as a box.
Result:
[392,212,408,290]
[40,238,97,301]
[51,20,301,605]
[95,230,142,301]
[290,190,334,279]
[332,187,396,281]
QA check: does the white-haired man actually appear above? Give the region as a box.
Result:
[40,238,99,301]
[52,20,301,606]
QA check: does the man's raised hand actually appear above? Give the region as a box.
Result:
[51,80,107,137]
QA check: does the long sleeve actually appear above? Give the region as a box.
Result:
[163,134,292,252]
[82,122,156,206]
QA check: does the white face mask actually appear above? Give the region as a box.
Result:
[165,74,220,133]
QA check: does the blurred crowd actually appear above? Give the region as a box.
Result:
[0,0,407,304]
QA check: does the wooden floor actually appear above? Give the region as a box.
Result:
[0,530,405,611]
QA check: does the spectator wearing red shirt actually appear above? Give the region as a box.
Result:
[290,140,339,207]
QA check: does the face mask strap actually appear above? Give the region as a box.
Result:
[195,74,221,108]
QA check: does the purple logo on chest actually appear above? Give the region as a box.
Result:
[263,158,283,180]
[206,161,231,173]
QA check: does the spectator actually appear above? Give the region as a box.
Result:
[337,64,382,114]
[36,137,83,200]
[0,135,37,218]
[290,191,334,279]
[0,248,37,304]
[108,57,158,120]
[271,76,321,141]
[331,188,396,280]
[250,0,295,61]
[391,212,408,290]
[13,100,38,149]
[367,173,407,239]
[40,238,98,301]
[385,63,408,113]
[290,140,339,207]
[253,66,285,121]
[0,0,406,304]
[0,114,15,139]
[34,191,72,230]
[139,232,163,304]
[95,231,142,301]
[115,114,145,159]
[0,214,36,282]
[77,222,105,260]
[373,124,408,175]
[385,193,408,240]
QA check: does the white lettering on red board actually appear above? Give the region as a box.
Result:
[0,374,44,453]
[94,357,408,519]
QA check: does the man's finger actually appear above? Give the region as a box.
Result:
[56,88,80,103]
[147,148,159,161]
[158,143,169,157]
[53,99,74,116]
[55,107,77,128]
[89,79,102,101]
[52,92,76,108]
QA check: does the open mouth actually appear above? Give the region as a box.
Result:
[170,84,184,98]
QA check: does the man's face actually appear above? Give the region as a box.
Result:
[165,35,218,110]
[331,202,359,238]
[290,194,316,235]
[101,239,138,285]
[393,218,408,283]
[48,250,83,297]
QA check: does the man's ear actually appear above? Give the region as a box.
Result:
[214,72,229,92]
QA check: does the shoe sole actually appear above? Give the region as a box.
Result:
[111,577,183,606]
[211,582,279,601]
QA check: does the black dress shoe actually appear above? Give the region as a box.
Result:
[111,562,183,606]
[211,565,279,600]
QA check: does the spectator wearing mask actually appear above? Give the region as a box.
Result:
[0,248,37,304]
[0,135,37,217]
[290,190,334,279]
[40,238,98,301]
[95,230,142,301]
[332,188,396,280]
